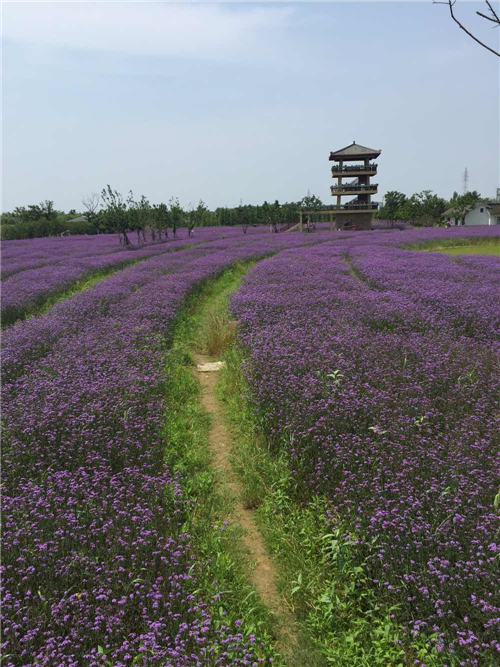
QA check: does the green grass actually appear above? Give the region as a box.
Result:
[438,244,500,256]
[162,261,283,665]
[405,236,500,255]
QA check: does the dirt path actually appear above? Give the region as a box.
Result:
[193,351,298,656]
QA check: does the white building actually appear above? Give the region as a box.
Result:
[443,201,500,226]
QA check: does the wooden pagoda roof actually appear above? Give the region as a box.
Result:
[329,141,381,161]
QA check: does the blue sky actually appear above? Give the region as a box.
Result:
[2,1,499,211]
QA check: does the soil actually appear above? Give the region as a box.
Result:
[193,351,298,655]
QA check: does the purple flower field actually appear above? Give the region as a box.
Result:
[1,226,499,665]
[0,227,268,279]
[231,227,500,664]
[1,231,340,666]
[0,227,272,327]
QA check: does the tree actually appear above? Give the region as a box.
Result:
[448,190,481,207]
[188,199,207,236]
[300,192,323,211]
[82,193,100,230]
[269,200,282,232]
[101,186,131,246]
[281,202,300,227]
[215,207,233,227]
[168,197,183,238]
[300,192,323,232]
[152,203,170,240]
[447,190,482,225]
[127,192,151,243]
[235,203,251,233]
[377,191,408,221]
[434,0,499,57]
[403,190,448,226]
[39,200,58,222]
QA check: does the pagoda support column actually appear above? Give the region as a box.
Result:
[337,160,342,207]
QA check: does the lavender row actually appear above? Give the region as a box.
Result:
[1,244,216,384]
[1,238,198,327]
[1,232,340,666]
[1,233,335,386]
[231,235,500,664]
[347,244,500,343]
[0,226,275,326]
[0,227,268,279]
[2,234,137,279]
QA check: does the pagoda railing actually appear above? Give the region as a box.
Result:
[331,184,378,193]
[331,163,378,173]
[330,203,379,211]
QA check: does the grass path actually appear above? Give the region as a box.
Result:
[165,258,412,665]
[165,258,451,667]
[193,350,298,657]
[163,261,310,665]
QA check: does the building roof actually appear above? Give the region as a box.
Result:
[443,206,471,217]
[443,200,491,217]
[329,141,381,161]
[68,215,88,223]
[487,203,500,215]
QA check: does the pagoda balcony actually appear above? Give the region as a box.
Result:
[330,203,379,212]
[331,163,378,175]
[330,184,378,194]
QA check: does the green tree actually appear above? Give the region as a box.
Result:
[168,197,183,238]
[101,186,131,245]
[447,190,482,225]
[377,191,408,221]
[188,199,208,236]
[152,203,170,240]
[414,190,448,226]
[395,190,447,226]
[300,192,323,211]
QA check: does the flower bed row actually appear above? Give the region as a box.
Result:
[1,231,338,666]
[2,225,265,327]
[231,229,500,665]
[0,227,268,279]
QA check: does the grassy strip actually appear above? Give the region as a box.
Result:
[439,244,500,256]
[218,349,445,667]
[403,236,500,253]
[2,243,198,329]
[343,255,382,290]
[162,262,282,665]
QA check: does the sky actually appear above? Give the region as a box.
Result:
[2,1,499,211]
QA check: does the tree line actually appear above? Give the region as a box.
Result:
[1,187,319,242]
[2,187,486,241]
[374,189,483,226]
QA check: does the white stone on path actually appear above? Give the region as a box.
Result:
[197,361,226,372]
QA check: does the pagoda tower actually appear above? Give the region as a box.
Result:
[329,141,381,230]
